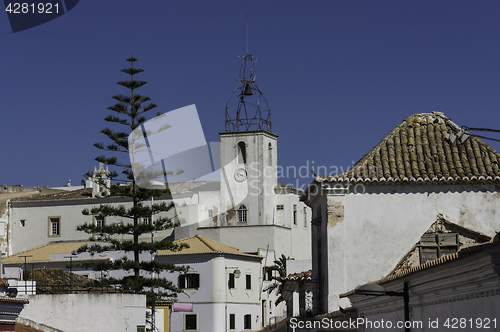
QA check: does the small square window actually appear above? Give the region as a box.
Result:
[20,220,26,227]
[208,209,214,218]
[95,216,105,227]
[185,314,197,331]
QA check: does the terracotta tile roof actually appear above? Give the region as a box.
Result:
[284,269,312,281]
[12,188,93,202]
[0,296,29,304]
[157,234,261,259]
[3,241,94,264]
[15,323,44,332]
[318,112,500,184]
[13,180,219,202]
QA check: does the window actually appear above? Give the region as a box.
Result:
[244,314,251,330]
[136,326,145,332]
[238,205,247,223]
[228,273,235,289]
[208,209,214,218]
[245,274,251,290]
[94,216,105,227]
[303,207,308,227]
[419,233,459,264]
[139,217,151,224]
[49,217,60,236]
[221,212,226,223]
[293,205,297,225]
[179,274,200,289]
[276,205,284,226]
[20,220,26,227]
[229,314,236,330]
[263,267,273,281]
[268,143,273,165]
[237,141,247,164]
[185,314,197,331]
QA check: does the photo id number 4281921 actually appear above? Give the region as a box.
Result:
[5,2,59,14]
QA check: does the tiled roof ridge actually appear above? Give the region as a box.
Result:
[340,241,500,298]
[0,296,29,304]
[318,112,500,184]
[387,214,492,276]
[377,241,498,284]
[194,234,216,251]
[173,234,241,252]
[12,188,93,202]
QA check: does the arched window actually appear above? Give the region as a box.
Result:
[268,143,273,165]
[237,142,247,164]
[238,205,248,223]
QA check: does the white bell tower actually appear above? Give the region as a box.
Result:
[219,54,277,226]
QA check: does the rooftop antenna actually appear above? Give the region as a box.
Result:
[246,14,249,54]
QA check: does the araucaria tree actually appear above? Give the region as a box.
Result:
[76,57,186,306]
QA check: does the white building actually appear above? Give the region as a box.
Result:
[302,111,500,314]
[341,240,500,332]
[156,235,265,332]
[2,235,284,331]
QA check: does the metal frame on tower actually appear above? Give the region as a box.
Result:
[224,54,272,133]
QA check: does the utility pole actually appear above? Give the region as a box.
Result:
[18,255,32,295]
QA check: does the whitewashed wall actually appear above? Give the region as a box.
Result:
[19,293,146,332]
[309,182,500,312]
[156,254,264,332]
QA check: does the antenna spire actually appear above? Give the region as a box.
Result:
[246,14,249,54]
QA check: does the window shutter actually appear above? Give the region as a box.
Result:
[180,275,185,288]
[193,274,200,289]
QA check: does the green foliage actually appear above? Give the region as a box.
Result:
[77,57,185,307]
[266,254,294,306]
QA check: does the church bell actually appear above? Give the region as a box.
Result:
[241,83,253,96]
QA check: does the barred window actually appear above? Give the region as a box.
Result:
[95,216,105,227]
[49,217,60,236]
[238,205,247,223]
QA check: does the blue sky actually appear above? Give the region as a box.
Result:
[3,0,500,188]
